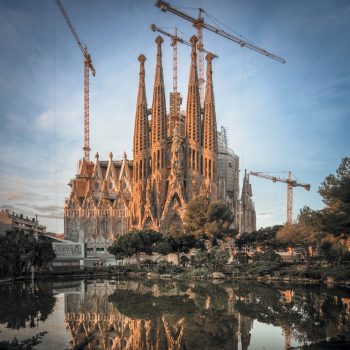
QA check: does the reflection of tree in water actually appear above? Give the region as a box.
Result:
[233,283,350,346]
[0,331,47,350]
[0,282,56,330]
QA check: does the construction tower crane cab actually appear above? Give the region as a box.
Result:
[85,52,95,76]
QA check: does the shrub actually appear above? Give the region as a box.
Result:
[153,260,184,274]
[182,267,209,278]
[252,249,282,263]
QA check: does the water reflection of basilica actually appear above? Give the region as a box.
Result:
[64,280,254,350]
[0,280,349,349]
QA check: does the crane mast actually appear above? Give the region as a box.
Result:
[249,171,310,224]
[56,0,95,161]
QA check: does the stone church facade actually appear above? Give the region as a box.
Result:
[131,35,218,232]
[64,35,256,255]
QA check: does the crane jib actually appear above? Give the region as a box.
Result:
[155,0,286,64]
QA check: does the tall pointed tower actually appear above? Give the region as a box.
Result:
[186,35,202,198]
[240,170,256,234]
[131,54,150,227]
[150,36,168,223]
[203,53,218,196]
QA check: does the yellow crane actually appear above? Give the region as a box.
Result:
[155,0,285,107]
[56,0,95,161]
[250,171,311,224]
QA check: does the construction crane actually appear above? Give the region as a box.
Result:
[150,24,217,93]
[249,171,311,224]
[155,0,286,106]
[56,0,95,161]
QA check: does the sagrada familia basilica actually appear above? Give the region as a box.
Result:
[64,35,256,256]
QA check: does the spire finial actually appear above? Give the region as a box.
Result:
[155,35,164,46]
[95,152,99,159]
[206,52,214,62]
[123,151,127,159]
[153,35,164,88]
[206,53,214,76]
[155,36,163,66]
[109,152,113,159]
[190,35,198,60]
[138,54,146,64]
[138,54,146,78]
[190,35,198,46]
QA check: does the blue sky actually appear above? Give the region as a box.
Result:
[0,0,349,233]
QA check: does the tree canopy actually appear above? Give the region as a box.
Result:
[154,233,197,265]
[0,230,56,279]
[236,225,284,251]
[183,196,234,239]
[276,206,323,262]
[319,156,350,236]
[107,229,161,268]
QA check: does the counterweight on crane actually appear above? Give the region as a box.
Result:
[56,0,95,161]
[249,171,311,224]
[155,0,286,107]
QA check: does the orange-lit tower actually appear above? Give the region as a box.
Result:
[202,53,218,196]
[186,35,203,198]
[150,36,168,222]
[131,54,150,227]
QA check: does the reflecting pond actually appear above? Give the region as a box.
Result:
[0,279,349,349]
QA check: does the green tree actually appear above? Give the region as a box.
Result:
[154,233,197,266]
[0,230,56,279]
[193,249,208,268]
[236,225,283,252]
[207,246,230,272]
[183,196,234,245]
[276,207,323,264]
[108,229,160,269]
[319,156,350,236]
[192,247,230,272]
[34,239,56,271]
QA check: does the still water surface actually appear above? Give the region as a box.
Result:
[0,279,349,349]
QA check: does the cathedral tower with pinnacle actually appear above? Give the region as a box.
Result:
[202,53,218,196]
[131,54,150,228]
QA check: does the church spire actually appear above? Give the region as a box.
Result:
[240,170,256,234]
[203,53,218,184]
[242,170,252,199]
[154,35,165,88]
[149,35,168,222]
[133,54,149,178]
[151,36,167,162]
[131,54,150,227]
[186,35,202,173]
